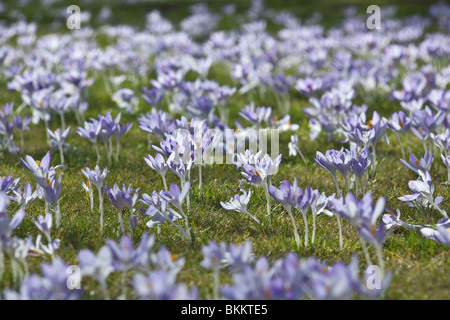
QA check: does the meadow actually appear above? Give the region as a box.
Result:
[0,0,449,300]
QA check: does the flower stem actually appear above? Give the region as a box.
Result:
[376,246,385,281]
[99,188,104,235]
[302,211,309,248]
[89,187,94,213]
[336,215,343,250]
[263,180,272,224]
[312,211,316,247]
[162,174,168,191]
[433,203,448,218]
[244,210,261,225]
[115,138,120,163]
[198,165,202,196]
[121,270,128,300]
[295,146,307,164]
[179,207,191,242]
[395,132,406,160]
[55,201,61,229]
[404,133,412,155]
[59,144,65,165]
[213,267,220,300]
[332,174,342,198]
[360,236,373,266]
[118,209,125,234]
[287,208,301,251]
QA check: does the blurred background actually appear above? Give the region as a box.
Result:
[1,0,448,32]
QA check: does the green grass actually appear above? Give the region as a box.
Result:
[0,0,449,300]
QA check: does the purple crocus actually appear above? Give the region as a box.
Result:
[106,232,155,298]
[106,232,154,273]
[238,103,272,128]
[78,246,114,299]
[132,270,198,300]
[400,151,433,175]
[142,86,165,108]
[399,169,447,218]
[139,110,176,142]
[77,120,102,164]
[349,147,373,194]
[144,153,168,190]
[200,241,227,299]
[220,189,260,225]
[47,127,70,165]
[269,179,304,249]
[112,88,139,114]
[106,183,139,234]
[420,218,450,247]
[82,166,108,234]
[3,258,81,300]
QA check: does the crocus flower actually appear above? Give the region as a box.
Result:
[112,114,132,162]
[160,182,190,213]
[107,233,154,276]
[132,270,198,300]
[20,150,52,180]
[410,107,445,148]
[3,258,81,300]
[47,127,70,165]
[420,218,450,247]
[144,153,168,190]
[288,134,306,164]
[388,111,412,135]
[328,192,386,265]
[220,189,260,225]
[0,191,9,215]
[139,110,176,142]
[12,183,37,209]
[143,196,182,230]
[77,120,102,164]
[399,169,447,218]
[142,86,165,108]
[200,241,227,299]
[269,179,303,249]
[310,189,332,246]
[223,241,253,273]
[441,154,450,184]
[431,129,450,154]
[112,88,139,114]
[12,115,31,151]
[314,149,342,196]
[238,103,271,128]
[295,77,323,96]
[33,213,53,243]
[78,246,114,299]
[106,183,139,234]
[0,207,26,240]
[0,175,20,195]
[349,147,373,194]
[400,151,433,175]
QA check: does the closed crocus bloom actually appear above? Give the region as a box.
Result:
[220,189,260,225]
[81,166,108,191]
[144,153,168,177]
[420,218,450,247]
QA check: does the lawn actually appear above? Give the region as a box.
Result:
[0,0,449,300]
